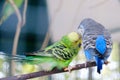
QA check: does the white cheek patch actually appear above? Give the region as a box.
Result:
[77,29,82,35]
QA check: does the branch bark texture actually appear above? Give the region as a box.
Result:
[0,62,96,80]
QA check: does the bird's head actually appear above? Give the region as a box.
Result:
[77,18,96,35]
[67,32,82,48]
[78,24,85,36]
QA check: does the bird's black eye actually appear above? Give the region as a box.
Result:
[78,43,81,47]
[75,41,78,43]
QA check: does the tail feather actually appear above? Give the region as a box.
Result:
[0,52,52,63]
[8,55,26,61]
[95,56,103,74]
[0,52,26,61]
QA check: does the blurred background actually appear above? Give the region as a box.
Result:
[0,0,120,80]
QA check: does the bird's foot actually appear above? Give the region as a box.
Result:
[85,62,87,68]
[64,66,74,73]
[104,61,110,65]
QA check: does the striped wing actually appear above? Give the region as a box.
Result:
[50,43,74,61]
[25,43,74,61]
[83,34,112,58]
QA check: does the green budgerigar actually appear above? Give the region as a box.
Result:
[2,32,82,71]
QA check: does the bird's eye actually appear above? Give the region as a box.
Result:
[78,43,81,47]
[75,40,78,43]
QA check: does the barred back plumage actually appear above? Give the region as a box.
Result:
[80,18,112,51]
[51,43,74,60]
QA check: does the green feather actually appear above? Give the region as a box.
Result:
[2,32,82,71]
[23,32,82,71]
[0,0,24,25]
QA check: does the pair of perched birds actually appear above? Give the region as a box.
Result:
[6,18,113,74]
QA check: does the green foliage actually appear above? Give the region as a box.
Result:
[0,0,24,25]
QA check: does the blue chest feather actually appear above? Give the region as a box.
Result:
[95,35,106,54]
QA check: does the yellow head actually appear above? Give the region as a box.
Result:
[68,32,80,42]
[67,31,82,49]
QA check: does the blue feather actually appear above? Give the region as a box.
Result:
[95,56,103,74]
[84,50,93,60]
[95,35,106,54]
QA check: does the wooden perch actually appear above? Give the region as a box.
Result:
[0,61,96,80]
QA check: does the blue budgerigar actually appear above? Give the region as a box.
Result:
[77,18,112,74]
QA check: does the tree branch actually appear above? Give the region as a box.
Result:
[0,62,96,80]
[40,0,63,50]
[8,0,22,55]
[22,0,28,26]
[40,31,50,50]
[8,0,22,76]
